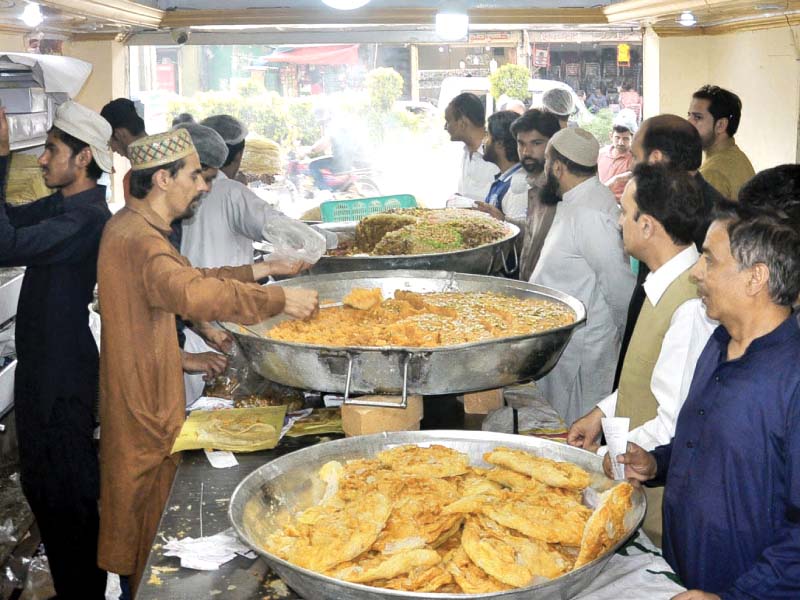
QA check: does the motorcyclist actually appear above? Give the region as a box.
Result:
[302,106,366,190]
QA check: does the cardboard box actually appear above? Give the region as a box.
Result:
[461,388,504,414]
[341,394,423,437]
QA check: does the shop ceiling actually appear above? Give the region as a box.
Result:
[0,0,798,40]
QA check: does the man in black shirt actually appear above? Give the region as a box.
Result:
[614,114,724,386]
[0,101,113,599]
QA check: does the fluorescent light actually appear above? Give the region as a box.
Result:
[21,2,42,28]
[677,10,697,26]
[435,11,468,41]
[321,0,370,9]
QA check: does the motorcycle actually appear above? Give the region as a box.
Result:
[286,150,381,199]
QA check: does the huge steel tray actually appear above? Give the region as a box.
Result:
[309,221,520,276]
[222,270,585,400]
[229,430,645,600]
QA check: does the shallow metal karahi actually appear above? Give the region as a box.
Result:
[221,270,586,401]
[309,221,520,276]
[229,430,646,600]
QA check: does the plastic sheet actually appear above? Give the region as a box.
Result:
[19,554,55,600]
[262,214,327,264]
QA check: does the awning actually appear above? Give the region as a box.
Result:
[255,44,360,66]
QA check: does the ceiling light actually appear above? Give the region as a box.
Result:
[21,2,42,27]
[677,10,697,26]
[435,11,469,41]
[321,0,370,9]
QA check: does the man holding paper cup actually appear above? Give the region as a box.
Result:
[609,201,800,599]
[568,163,716,544]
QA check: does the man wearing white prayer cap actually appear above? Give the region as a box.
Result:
[542,87,575,129]
[0,100,112,598]
[530,127,635,426]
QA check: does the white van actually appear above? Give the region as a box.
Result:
[437,76,592,124]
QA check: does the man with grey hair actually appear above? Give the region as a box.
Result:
[611,202,800,600]
[531,127,635,425]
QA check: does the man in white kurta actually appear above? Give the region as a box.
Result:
[531,128,635,425]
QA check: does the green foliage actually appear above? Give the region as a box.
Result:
[236,79,265,98]
[581,108,614,145]
[365,67,404,112]
[489,64,529,101]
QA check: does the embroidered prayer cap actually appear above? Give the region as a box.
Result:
[542,88,575,117]
[52,100,113,173]
[174,123,227,169]
[128,128,197,172]
[548,127,600,168]
[200,114,248,145]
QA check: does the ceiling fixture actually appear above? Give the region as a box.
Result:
[435,10,469,41]
[677,10,697,26]
[21,2,42,27]
[321,0,370,9]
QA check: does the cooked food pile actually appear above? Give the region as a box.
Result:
[330,208,510,256]
[264,444,634,593]
[267,289,575,347]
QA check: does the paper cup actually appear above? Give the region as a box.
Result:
[602,417,630,480]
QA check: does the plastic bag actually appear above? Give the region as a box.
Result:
[262,213,327,264]
[19,554,55,600]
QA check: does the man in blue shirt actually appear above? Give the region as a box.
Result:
[609,199,800,600]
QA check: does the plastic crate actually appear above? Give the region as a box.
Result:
[320,194,417,222]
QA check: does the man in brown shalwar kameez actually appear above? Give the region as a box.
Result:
[96,129,318,595]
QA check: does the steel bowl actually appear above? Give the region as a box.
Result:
[309,221,520,276]
[221,270,585,399]
[229,430,646,600]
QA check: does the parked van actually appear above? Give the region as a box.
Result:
[437,76,592,125]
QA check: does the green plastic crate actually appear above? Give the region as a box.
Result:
[320,194,417,222]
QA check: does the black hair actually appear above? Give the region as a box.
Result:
[100,98,145,136]
[171,113,195,127]
[128,158,186,200]
[510,109,561,141]
[612,125,633,135]
[49,127,103,181]
[549,146,597,177]
[692,85,743,137]
[737,164,800,225]
[640,116,703,171]
[448,92,485,128]
[223,140,246,168]
[487,110,520,163]
[632,163,709,247]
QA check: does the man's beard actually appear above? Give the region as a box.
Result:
[177,193,204,220]
[520,157,544,174]
[699,130,715,150]
[483,143,497,165]
[539,168,562,206]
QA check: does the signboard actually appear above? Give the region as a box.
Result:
[533,47,550,68]
[617,43,631,67]
[565,63,580,77]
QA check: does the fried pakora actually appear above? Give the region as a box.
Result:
[265,445,634,594]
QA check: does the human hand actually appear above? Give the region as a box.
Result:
[606,171,632,187]
[252,258,311,280]
[0,108,10,156]
[567,407,604,451]
[196,322,234,354]
[181,350,228,381]
[602,442,657,482]
[472,201,505,221]
[671,591,720,600]
[283,287,318,319]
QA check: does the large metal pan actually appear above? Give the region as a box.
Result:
[221,270,585,401]
[229,430,645,600]
[309,221,520,276]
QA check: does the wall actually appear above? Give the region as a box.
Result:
[0,32,26,52]
[646,26,800,171]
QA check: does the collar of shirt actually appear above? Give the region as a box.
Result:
[642,245,700,305]
[602,145,630,162]
[463,144,485,161]
[61,184,107,209]
[561,176,598,204]
[705,136,736,158]
[711,312,800,358]
[126,199,172,234]
[495,163,523,183]
[526,170,545,189]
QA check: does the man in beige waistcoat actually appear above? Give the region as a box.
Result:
[567,163,716,545]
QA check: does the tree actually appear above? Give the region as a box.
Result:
[365,67,404,112]
[489,64,529,101]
